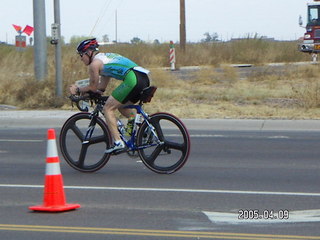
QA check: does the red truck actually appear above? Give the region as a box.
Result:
[299,0,320,54]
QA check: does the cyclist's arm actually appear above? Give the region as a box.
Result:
[98,76,110,91]
[78,59,104,94]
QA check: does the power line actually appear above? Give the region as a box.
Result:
[95,0,124,42]
[90,0,113,36]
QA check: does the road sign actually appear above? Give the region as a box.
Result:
[15,35,26,50]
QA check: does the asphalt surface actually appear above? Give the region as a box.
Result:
[1,110,320,239]
[1,109,320,131]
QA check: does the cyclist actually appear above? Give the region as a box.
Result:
[69,38,151,153]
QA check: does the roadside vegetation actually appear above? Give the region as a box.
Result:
[1,39,320,119]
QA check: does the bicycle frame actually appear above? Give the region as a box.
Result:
[83,100,162,153]
[61,90,190,173]
[121,104,163,152]
[82,103,101,144]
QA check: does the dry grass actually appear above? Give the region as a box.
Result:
[1,40,320,119]
[146,64,320,119]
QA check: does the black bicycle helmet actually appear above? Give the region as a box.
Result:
[76,38,99,54]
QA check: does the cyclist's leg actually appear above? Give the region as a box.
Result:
[114,70,150,118]
[111,70,138,104]
[103,71,138,152]
[104,96,127,153]
[119,103,136,119]
[104,96,123,142]
[106,71,137,132]
[123,70,150,104]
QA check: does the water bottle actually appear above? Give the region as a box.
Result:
[117,119,125,135]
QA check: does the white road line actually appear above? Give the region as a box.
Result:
[0,135,291,140]
[0,184,319,197]
[190,134,292,139]
[267,136,290,139]
[190,134,226,138]
[0,139,43,142]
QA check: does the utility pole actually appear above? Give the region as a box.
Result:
[33,0,47,80]
[115,10,118,43]
[180,0,186,52]
[52,0,63,97]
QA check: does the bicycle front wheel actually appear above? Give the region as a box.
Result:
[136,112,191,174]
[59,112,112,172]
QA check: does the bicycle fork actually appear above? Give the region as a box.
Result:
[82,116,97,144]
[138,119,164,150]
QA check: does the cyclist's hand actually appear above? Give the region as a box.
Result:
[69,84,79,95]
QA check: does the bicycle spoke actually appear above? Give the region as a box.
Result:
[152,120,164,141]
[89,135,106,144]
[164,140,185,152]
[137,112,190,174]
[70,123,84,141]
[78,144,89,168]
[59,113,112,172]
[147,145,164,164]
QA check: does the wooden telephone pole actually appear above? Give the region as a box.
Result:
[180,0,186,52]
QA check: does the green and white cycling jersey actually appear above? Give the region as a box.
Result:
[94,53,138,80]
[94,52,150,104]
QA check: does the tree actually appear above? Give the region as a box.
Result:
[102,34,109,43]
[201,32,219,42]
[130,37,144,44]
[153,39,160,45]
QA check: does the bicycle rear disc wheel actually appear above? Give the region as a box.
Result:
[137,112,191,174]
[59,112,112,172]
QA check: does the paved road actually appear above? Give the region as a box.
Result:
[1,110,320,131]
[167,61,314,81]
[0,112,320,239]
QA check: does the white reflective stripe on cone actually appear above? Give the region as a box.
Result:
[45,162,61,175]
[46,139,58,158]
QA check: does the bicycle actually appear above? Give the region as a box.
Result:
[59,86,191,174]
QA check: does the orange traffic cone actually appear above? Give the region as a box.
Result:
[29,128,80,212]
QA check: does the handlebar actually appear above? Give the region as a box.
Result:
[69,94,90,102]
[69,92,108,112]
[68,86,156,112]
